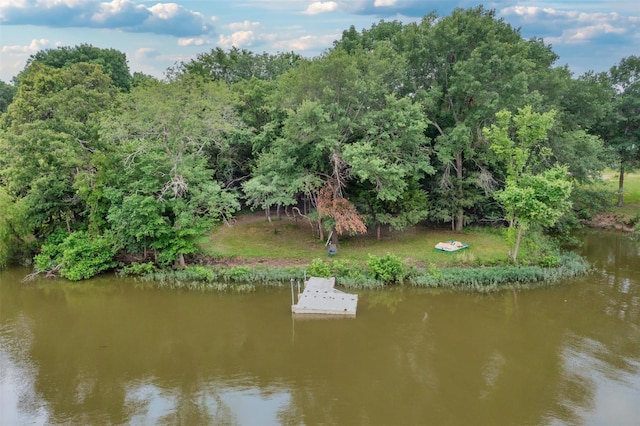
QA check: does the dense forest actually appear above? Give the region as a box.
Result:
[0,7,639,279]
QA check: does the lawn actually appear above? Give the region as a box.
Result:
[600,170,640,219]
[202,171,640,269]
[203,212,510,268]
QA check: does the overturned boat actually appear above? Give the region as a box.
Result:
[291,277,358,316]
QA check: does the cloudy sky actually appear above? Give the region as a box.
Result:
[0,0,638,83]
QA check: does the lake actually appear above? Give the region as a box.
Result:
[1,231,639,425]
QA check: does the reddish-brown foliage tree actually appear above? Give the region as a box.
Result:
[316,183,367,236]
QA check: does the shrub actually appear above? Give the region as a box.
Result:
[220,266,252,282]
[330,258,367,280]
[367,253,405,284]
[307,258,332,277]
[120,262,156,276]
[35,231,118,280]
[537,254,560,267]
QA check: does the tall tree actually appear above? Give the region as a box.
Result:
[245,44,431,242]
[484,106,572,262]
[529,66,611,181]
[100,76,241,267]
[0,80,16,113]
[0,62,117,238]
[177,47,304,86]
[598,56,640,206]
[403,7,551,230]
[0,185,28,267]
[18,44,132,91]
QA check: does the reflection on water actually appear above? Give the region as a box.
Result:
[557,334,640,426]
[1,231,639,425]
[121,381,291,425]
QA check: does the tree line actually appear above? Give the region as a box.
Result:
[0,6,638,278]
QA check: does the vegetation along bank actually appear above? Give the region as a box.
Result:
[1,7,638,291]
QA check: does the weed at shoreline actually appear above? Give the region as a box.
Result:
[121,252,590,293]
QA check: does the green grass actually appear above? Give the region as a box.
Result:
[602,169,640,204]
[202,171,640,267]
[202,213,511,268]
[599,170,640,225]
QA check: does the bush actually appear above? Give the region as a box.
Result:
[120,262,156,276]
[367,253,405,284]
[408,252,590,291]
[220,266,253,282]
[307,258,332,277]
[35,231,118,280]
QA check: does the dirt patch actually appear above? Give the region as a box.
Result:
[587,213,636,232]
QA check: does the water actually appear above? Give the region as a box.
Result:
[1,231,639,425]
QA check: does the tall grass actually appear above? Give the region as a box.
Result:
[408,253,590,292]
[123,251,590,293]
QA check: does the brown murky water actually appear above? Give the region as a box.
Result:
[1,231,639,425]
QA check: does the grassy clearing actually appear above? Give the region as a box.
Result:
[132,209,591,292]
[596,170,640,229]
[201,213,509,268]
[601,169,640,207]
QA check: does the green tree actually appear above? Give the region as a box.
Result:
[529,67,611,181]
[598,56,640,206]
[100,77,241,267]
[245,44,431,242]
[0,62,117,238]
[484,106,572,262]
[0,80,16,113]
[177,47,304,86]
[18,44,132,91]
[0,185,29,267]
[403,7,551,230]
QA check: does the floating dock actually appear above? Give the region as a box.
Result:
[291,277,358,316]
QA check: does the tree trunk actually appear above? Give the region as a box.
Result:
[377,223,381,240]
[177,252,186,269]
[276,204,281,219]
[331,227,338,245]
[456,210,464,231]
[512,225,524,263]
[455,151,464,231]
[617,164,625,207]
[318,218,324,242]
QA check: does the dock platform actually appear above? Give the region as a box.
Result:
[291,277,358,316]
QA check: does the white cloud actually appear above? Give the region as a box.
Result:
[273,32,340,52]
[228,20,261,31]
[547,23,626,45]
[218,31,256,49]
[148,2,181,20]
[92,0,143,24]
[178,37,206,47]
[303,1,338,15]
[0,38,50,54]
[134,47,161,60]
[501,5,639,44]
[0,0,212,37]
[374,0,397,6]
[0,39,51,82]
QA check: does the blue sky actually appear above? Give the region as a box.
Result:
[0,1,638,83]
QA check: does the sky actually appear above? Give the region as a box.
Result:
[0,1,638,83]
